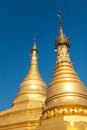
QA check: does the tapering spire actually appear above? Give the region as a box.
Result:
[55,12,71,64]
[31,34,38,65]
[57,12,63,34]
[4,36,47,130]
[55,12,70,51]
[31,33,38,53]
[13,36,47,106]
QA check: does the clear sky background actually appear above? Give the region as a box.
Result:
[0,0,87,111]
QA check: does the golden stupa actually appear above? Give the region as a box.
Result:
[0,38,47,130]
[37,13,87,130]
[0,13,87,130]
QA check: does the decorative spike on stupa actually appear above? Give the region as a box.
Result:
[30,36,38,65]
[31,33,38,53]
[57,12,63,34]
[55,12,70,51]
[32,41,37,51]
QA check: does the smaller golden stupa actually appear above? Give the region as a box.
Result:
[37,12,87,130]
[0,37,47,130]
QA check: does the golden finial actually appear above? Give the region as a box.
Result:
[55,11,70,50]
[31,33,38,53]
[57,11,63,34]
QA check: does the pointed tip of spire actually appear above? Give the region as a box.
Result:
[55,11,70,49]
[31,34,38,53]
[32,42,37,50]
[34,33,36,43]
[57,11,63,34]
[57,11,62,24]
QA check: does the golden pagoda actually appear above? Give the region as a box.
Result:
[0,38,47,130]
[37,13,87,130]
[0,13,87,130]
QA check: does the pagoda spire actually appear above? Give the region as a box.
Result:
[0,36,47,130]
[31,34,38,65]
[13,36,47,107]
[55,12,71,64]
[55,12,70,51]
[57,12,63,34]
[41,12,87,120]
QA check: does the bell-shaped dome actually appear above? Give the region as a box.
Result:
[13,40,47,106]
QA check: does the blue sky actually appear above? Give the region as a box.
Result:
[0,0,87,111]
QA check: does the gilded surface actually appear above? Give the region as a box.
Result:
[13,42,46,105]
[37,116,87,130]
[0,42,47,130]
[0,13,87,130]
[37,13,87,130]
[45,14,87,114]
